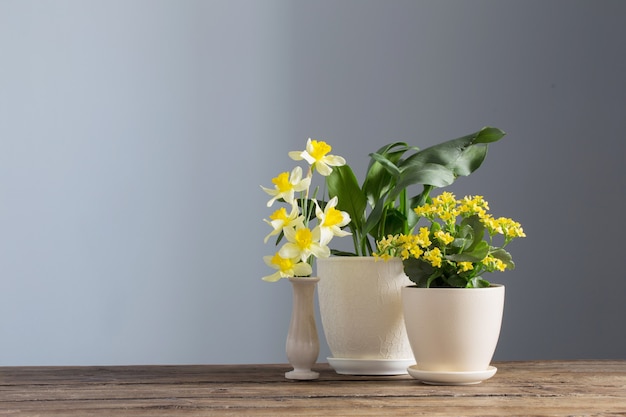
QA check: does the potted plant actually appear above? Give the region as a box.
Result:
[375,192,525,384]
[260,141,351,379]
[302,127,507,375]
[262,127,507,376]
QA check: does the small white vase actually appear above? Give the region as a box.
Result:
[402,284,505,374]
[317,257,415,375]
[285,277,320,380]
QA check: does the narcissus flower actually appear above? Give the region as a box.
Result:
[289,139,346,176]
[279,225,330,263]
[314,196,351,245]
[261,166,310,207]
[262,253,312,282]
[263,204,304,243]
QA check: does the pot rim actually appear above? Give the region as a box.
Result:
[403,283,504,291]
[317,256,395,263]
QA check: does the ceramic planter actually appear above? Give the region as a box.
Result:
[317,257,415,375]
[402,284,505,384]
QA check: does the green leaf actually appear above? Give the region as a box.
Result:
[461,215,485,251]
[474,126,506,143]
[389,163,455,201]
[490,248,515,270]
[450,145,488,177]
[326,165,367,232]
[363,190,390,238]
[468,277,491,288]
[447,274,468,288]
[380,208,407,237]
[363,143,412,207]
[446,240,489,263]
[401,126,505,177]
[369,152,402,179]
[403,257,434,287]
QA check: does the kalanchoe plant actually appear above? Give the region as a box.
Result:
[261,139,351,282]
[326,127,506,256]
[374,192,526,288]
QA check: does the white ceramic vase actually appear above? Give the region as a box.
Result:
[285,277,320,380]
[402,284,505,384]
[317,257,415,375]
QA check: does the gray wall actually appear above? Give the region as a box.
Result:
[1,0,624,365]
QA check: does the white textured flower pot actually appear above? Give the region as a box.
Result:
[402,284,504,382]
[317,257,415,375]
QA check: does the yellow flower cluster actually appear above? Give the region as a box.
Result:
[414,192,525,240]
[375,192,525,278]
[375,227,431,261]
[375,232,443,269]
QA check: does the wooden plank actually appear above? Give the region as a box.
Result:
[1,361,625,416]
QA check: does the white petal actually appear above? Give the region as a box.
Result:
[290,166,303,182]
[310,243,330,259]
[279,243,301,259]
[301,152,316,165]
[292,262,313,277]
[315,161,332,176]
[262,271,283,282]
[288,151,304,161]
[324,155,346,166]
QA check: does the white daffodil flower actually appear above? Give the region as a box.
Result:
[263,203,305,243]
[314,196,352,245]
[279,225,330,263]
[288,138,346,176]
[262,253,313,282]
[260,166,311,207]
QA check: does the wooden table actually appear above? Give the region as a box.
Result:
[1,360,625,416]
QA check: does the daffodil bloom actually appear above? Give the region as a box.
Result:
[262,253,313,282]
[261,166,311,207]
[314,196,351,245]
[289,138,346,176]
[279,225,330,262]
[263,204,305,243]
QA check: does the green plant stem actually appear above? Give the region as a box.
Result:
[400,189,408,235]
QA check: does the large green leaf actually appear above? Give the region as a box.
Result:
[450,145,488,177]
[401,126,505,176]
[326,165,367,232]
[363,143,412,207]
[363,189,390,238]
[369,152,402,179]
[389,163,455,201]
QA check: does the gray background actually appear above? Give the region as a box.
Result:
[1,0,625,365]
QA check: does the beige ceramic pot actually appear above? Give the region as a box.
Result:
[317,257,415,375]
[402,284,505,374]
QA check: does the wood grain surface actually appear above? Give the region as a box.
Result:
[1,360,625,416]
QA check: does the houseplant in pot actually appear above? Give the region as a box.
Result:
[375,192,525,384]
[261,143,351,380]
[311,127,507,375]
